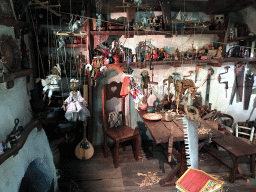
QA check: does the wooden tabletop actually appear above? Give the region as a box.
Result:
[138,110,222,144]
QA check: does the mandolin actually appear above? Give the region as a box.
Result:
[75,120,94,160]
[75,84,94,160]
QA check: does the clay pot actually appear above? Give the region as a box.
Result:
[140,103,147,111]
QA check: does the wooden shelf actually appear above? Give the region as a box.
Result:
[231,35,256,41]
[0,18,27,28]
[107,57,256,68]
[65,44,87,48]
[0,68,33,83]
[90,30,226,36]
[0,119,42,165]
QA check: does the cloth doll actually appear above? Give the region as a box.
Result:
[36,64,61,105]
[108,112,121,128]
[62,79,90,122]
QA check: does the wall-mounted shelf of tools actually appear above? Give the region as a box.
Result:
[90,30,226,38]
[109,57,256,68]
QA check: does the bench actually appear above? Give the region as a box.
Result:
[203,134,256,183]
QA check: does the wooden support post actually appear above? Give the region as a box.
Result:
[86,2,93,144]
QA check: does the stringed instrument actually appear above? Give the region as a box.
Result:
[75,84,94,160]
[75,121,94,160]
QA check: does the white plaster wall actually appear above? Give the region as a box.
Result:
[0,128,57,192]
[0,26,33,142]
[0,77,33,141]
[0,25,57,191]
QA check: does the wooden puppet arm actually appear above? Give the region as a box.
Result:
[62,102,66,111]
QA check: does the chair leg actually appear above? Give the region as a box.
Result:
[133,135,140,161]
[123,142,126,152]
[103,133,108,158]
[250,154,255,178]
[114,142,119,168]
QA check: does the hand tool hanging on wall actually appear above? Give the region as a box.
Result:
[195,64,204,83]
[163,75,173,101]
[244,73,254,110]
[149,59,158,85]
[205,68,214,107]
[141,70,150,95]
[217,66,230,98]
[183,71,193,80]
[229,63,246,105]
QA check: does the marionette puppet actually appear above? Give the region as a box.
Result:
[36,64,61,105]
[62,79,90,122]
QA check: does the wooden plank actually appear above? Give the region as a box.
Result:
[33,0,61,16]
[138,111,170,144]
[0,69,33,83]
[212,135,256,157]
[0,119,40,165]
[34,5,60,9]
[55,32,87,36]
[60,167,122,180]
[58,144,256,192]
[0,18,26,28]
[90,30,226,36]
[72,179,125,192]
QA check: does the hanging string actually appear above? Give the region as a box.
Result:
[47,3,50,73]
[28,5,45,78]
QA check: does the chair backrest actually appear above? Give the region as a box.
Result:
[235,123,255,142]
[102,81,126,130]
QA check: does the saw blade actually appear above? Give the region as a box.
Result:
[183,116,199,169]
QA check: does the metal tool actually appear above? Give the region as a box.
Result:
[195,64,204,83]
[183,71,193,80]
[205,68,214,107]
[149,60,158,85]
[183,116,199,169]
[8,119,24,144]
[218,66,230,98]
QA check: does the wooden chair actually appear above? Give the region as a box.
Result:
[102,81,140,168]
[235,123,255,144]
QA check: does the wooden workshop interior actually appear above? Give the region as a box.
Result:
[1,0,256,191]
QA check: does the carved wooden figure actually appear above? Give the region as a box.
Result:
[174,79,198,114]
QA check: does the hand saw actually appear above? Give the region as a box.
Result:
[183,116,199,169]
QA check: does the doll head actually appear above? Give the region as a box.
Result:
[51,64,61,76]
[70,79,79,91]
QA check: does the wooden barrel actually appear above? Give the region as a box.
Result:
[49,140,60,169]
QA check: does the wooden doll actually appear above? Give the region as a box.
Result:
[62,79,90,122]
[36,64,61,105]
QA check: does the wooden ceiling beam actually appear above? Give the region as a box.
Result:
[31,0,61,17]
[206,0,255,14]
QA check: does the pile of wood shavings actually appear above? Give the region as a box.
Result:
[198,127,211,135]
[136,172,161,187]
